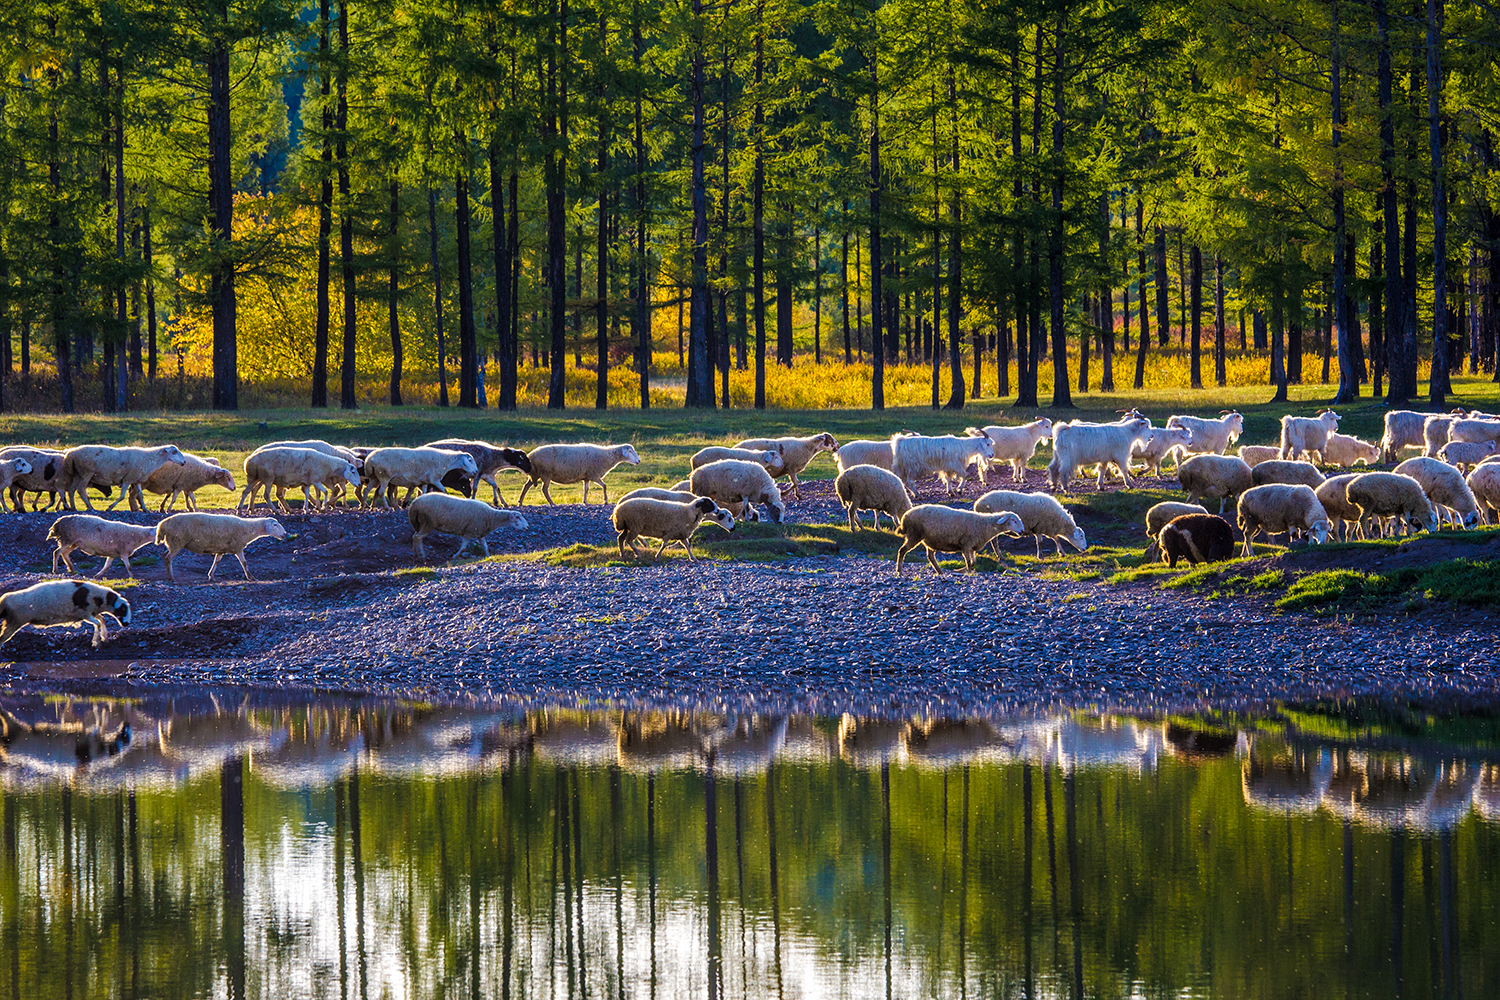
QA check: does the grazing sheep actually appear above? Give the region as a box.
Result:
[241,447,361,513]
[1236,445,1281,468]
[1157,513,1235,568]
[0,447,66,512]
[895,505,1025,574]
[46,515,159,577]
[0,457,33,513]
[0,580,132,648]
[691,446,786,476]
[1381,410,1427,464]
[966,419,1054,484]
[424,439,533,506]
[689,460,786,523]
[518,443,641,505]
[155,513,287,583]
[407,492,530,558]
[1393,457,1482,529]
[1314,474,1366,541]
[1278,410,1341,464]
[1320,433,1380,469]
[1236,485,1332,556]
[62,445,187,512]
[1251,460,1327,490]
[1178,454,1255,514]
[892,433,996,496]
[137,453,236,512]
[362,447,481,509]
[835,465,913,531]
[1048,417,1153,492]
[1465,464,1500,525]
[1437,440,1497,472]
[734,433,839,498]
[1131,425,1194,476]
[835,439,900,474]
[667,480,759,522]
[1142,501,1209,561]
[973,489,1087,558]
[1166,411,1244,456]
[1447,416,1500,449]
[1345,472,1440,539]
[611,496,735,561]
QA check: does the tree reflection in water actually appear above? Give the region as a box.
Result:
[0,694,1499,999]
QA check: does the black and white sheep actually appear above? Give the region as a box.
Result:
[611,496,735,561]
[1047,417,1152,492]
[0,580,132,648]
[688,460,786,523]
[46,515,159,578]
[892,433,996,496]
[966,419,1054,484]
[407,492,530,558]
[1142,501,1209,561]
[834,465,913,531]
[424,439,533,505]
[0,447,66,512]
[155,513,287,583]
[1236,484,1332,556]
[518,443,641,505]
[895,505,1025,574]
[62,445,187,512]
[1344,472,1440,539]
[0,457,33,513]
[972,489,1087,558]
[1278,410,1341,464]
[1177,454,1254,514]
[734,433,839,498]
[1156,513,1235,568]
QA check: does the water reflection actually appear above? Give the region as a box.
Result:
[2,694,1499,999]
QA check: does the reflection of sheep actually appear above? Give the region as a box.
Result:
[1314,474,1365,541]
[611,496,735,561]
[1236,445,1281,468]
[1236,484,1331,556]
[0,457,33,513]
[1320,433,1380,468]
[155,513,287,583]
[63,445,187,512]
[0,580,132,648]
[735,433,839,498]
[690,446,785,476]
[689,460,786,523]
[407,493,529,558]
[1393,457,1482,529]
[424,439,533,506]
[966,420,1053,484]
[973,489,1087,558]
[1178,454,1253,514]
[1251,460,1327,489]
[138,453,236,512]
[1380,410,1427,464]
[1438,440,1497,471]
[1278,410,1340,463]
[1142,501,1209,562]
[1156,513,1235,567]
[519,443,641,505]
[1345,472,1440,538]
[895,505,1024,574]
[835,465,913,531]
[46,515,159,577]
[1166,411,1243,456]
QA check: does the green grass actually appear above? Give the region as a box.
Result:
[1275,557,1500,612]
[392,566,439,581]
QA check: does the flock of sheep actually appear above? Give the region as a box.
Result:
[2,404,1498,651]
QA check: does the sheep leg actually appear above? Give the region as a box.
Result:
[121,555,135,578]
[478,539,491,557]
[163,550,178,583]
[680,539,697,562]
[651,539,670,563]
[517,480,536,506]
[77,475,97,512]
[1036,536,1044,560]
[542,481,557,505]
[895,537,921,574]
[53,547,72,575]
[846,505,858,532]
[485,475,506,507]
[235,552,255,582]
[616,533,629,560]
[581,481,590,504]
[0,620,19,645]
[104,482,126,512]
[412,532,428,559]
[207,554,224,580]
[789,474,803,499]
[926,548,945,575]
[94,557,115,579]
[599,480,610,503]
[89,615,109,648]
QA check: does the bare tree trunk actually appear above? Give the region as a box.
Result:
[1214,253,1226,386]
[868,9,884,410]
[313,0,332,408]
[1426,0,1449,405]
[945,44,964,410]
[1270,276,1287,402]
[598,7,611,410]
[1332,0,1358,404]
[1153,224,1168,354]
[841,203,852,364]
[208,0,236,410]
[1047,16,1071,408]
[388,179,403,405]
[144,195,157,379]
[632,2,650,407]
[488,78,512,409]
[339,0,358,410]
[685,0,714,407]
[752,0,767,407]
[546,0,569,408]
[1376,0,1406,402]
[1190,243,1202,388]
[1099,192,1114,392]
[428,187,449,407]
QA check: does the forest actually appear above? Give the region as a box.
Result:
[0,0,1497,413]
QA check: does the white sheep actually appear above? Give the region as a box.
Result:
[895,504,1025,574]
[252,439,365,505]
[1422,413,1463,457]
[734,433,839,498]
[619,486,704,505]
[155,513,287,583]
[425,439,534,506]
[892,433,996,496]
[1142,501,1209,562]
[407,492,530,558]
[363,447,481,509]
[1236,484,1332,556]
[519,443,641,505]
[1131,425,1194,477]
[1314,474,1366,541]
[1236,445,1281,468]
[973,489,1087,558]
[1178,454,1255,514]
[1465,464,1500,525]
[46,515,159,577]
[240,448,361,513]
[691,446,786,476]
[1392,457,1482,529]
[0,457,34,513]
[0,579,133,648]
[1047,417,1152,492]
[688,460,786,523]
[1166,411,1244,456]
[136,453,236,512]
[611,496,735,561]
[1320,433,1380,469]
[834,465,913,531]
[1251,460,1327,490]
[1278,410,1341,464]
[1437,440,1497,471]
[1345,472,1440,539]
[62,445,187,512]
[964,419,1053,484]
[0,447,66,512]
[835,439,899,474]
[1447,416,1500,449]
[1380,410,1427,464]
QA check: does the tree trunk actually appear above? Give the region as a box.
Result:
[1332,0,1358,404]
[1347,233,1365,382]
[488,96,511,410]
[388,179,402,405]
[1047,14,1070,408]
[598,9,611,411]
[339,0,358,410]
[814,222,823,365]
[144,195,157,379]
[685,0,714,407]
[1133,196,1147,390]
[1376,0,1406,402]
[632,2,650,407]
[753,0,767,408]
[1426,0,1449,406]
[546,0,569,409]
[1288,280,1303,385]
[1153,225,1168,354]
[1371,231,1384,395]
[455,145,478,408]
[1214,253,1226,386]
[945,47,964,410]
[1189,244,1202,388]
[841,205,852,364]
[868,11,884,410]
[776,216,793,367]
[1011,22,1034,407]
[717,27,731,407]
[1401,61,1420,399]
[313,0,332,408]
[428,187,448,407]
[208,3,237,411]
[1099,192,1114,392]
[111,54,128,412]
[1120,194,1131,354]
[1270,277,1287,402]
[507,170,521,405]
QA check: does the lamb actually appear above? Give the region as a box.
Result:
[973,489,1087,558]
[1130,425,1194,477]
[1236,484,1332,556]
[894,505,1025,574]
[1466,464,1500,525]
[691,446,786,477]
[1177,454,1254,513]
[1156,513,1235,568]
[966,420,1053,485]
[424,439,534,505]
[1236,445,1281,468]
[1047,417,1152,492]
[407,492,530,559]
[518,443,641,505]
[734,433,839,498]
[1251,460,1327,490]
[1166,411,1244,456]
[0,580,133,649]
[1345,472,1440,539]
[0,457,33,513]
[1320,433,1380,469]
[834,465,913,531]
[1314,474,1366,541]
[1437,440,1497,471]
[155,513,287,582]
[1380,410,1427,464]
[1278,410,1340,463]
[0,447,66,512]
[892,433,996,496]
[62,445,187,512]
[1392,457,1482,529]
[835,439,899,474]
[1447,416,1500,449]
[362,447,481,509]
[611,496,735,561]
[46,515,159,577]
[136,452,236,512]
[1142,501,1209,562]
[688,460,786,523]
[240,447,361,513]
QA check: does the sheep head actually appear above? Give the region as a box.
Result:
[1066,526,1089,552]
[502,448,533,474]
[619,444,642,465]
[705,508,736,532]
[813,433,838,451]
[1306,520,1331,545]
[160,446,187,466]
[498,511,529,530]
[264,519,288,541]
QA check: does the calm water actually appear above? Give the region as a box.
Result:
[1,693,1498,999]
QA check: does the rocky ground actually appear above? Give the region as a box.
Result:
[2,474,1496,717]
